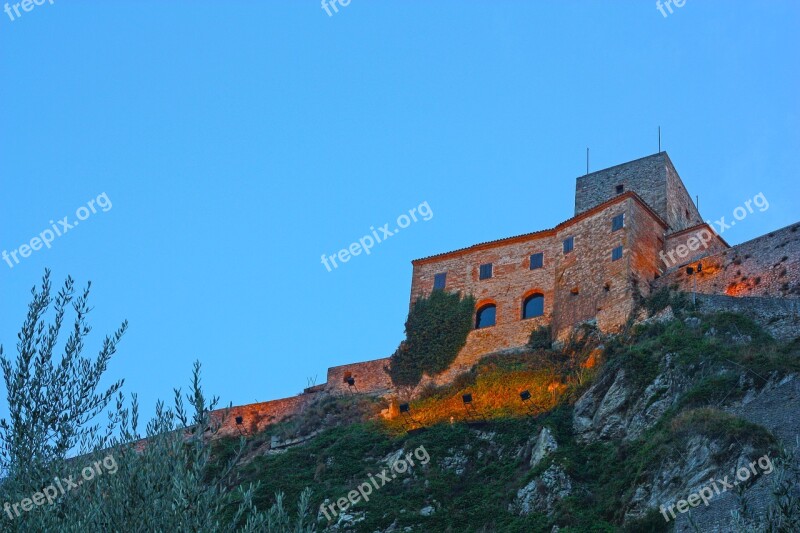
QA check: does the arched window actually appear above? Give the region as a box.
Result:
[475,304,496,329]
[522,293,544,319]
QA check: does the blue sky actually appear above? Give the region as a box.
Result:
[1,1,798,422]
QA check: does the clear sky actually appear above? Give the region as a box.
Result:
[1,1,798,422]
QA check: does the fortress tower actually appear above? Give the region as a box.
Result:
[575,152,703,233]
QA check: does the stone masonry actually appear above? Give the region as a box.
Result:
[207,152,799,434]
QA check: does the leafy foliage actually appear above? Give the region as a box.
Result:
[388,290,475,386]
[527,325,552,350]
[0,272,313,532]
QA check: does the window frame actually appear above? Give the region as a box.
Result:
[522,293,545,319]
[611,246,623,261]
[563,236,574,254]
[433,272,447,290]
[612,213,624,232]
[529,252,544,270]
[475,304,496,329]
[479,263,493,280]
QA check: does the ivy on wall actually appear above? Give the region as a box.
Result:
[388,290,476,387]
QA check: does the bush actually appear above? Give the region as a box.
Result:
[528,325,552,349]
[388,290,475,386]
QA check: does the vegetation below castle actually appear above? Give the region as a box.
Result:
[3,274,798,532]
[213,306,800,532]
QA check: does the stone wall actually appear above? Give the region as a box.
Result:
[575,153,667,222]
[574,152,703,233]
[664,158,704,232]
[212,393,316,438]
[693,293,800,340]
[410,193,668,353]
[654,222,800,299]
[662,223,729,272]
[623,195,670,315]
[326,357,393,396]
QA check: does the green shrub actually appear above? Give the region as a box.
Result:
[528,325,552,349]
[388,290,475,386]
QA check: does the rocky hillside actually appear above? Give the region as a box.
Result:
[213,303,800,532]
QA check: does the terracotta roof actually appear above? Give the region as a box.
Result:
[666,222,730,248]
[412,191,668,265]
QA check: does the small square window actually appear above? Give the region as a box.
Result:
[433,272,446,289]
[612,213,624,231]
[479,263,493,280]
[530,253,543,270]
[612,246,623,261]
[616,184,624,194]
[563,236,574,254]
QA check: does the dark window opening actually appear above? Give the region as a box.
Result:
[343,372,352,383]
[616,184,624,194]
[475,304,496,328]
[612,246,623,261]
[612,213,624,231]
[530,253,543,270]
[479,263,493,280]
[522,293,544,319]
[433,272,447,289]
[563,236,574,254]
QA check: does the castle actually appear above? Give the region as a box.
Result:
[214,152,800,437]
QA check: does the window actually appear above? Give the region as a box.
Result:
[522,293,544,319]
[433,272,447,289]
[612,214,624,231]
[475,304,496,328]
[479,263,493,280]
[529,253,543,270]
[612,246,623,261]
[563,236,574,254]
[616,184,624,194]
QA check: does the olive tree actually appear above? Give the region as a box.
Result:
[0,271,314,532]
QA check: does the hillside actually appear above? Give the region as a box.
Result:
[211,303,800,532]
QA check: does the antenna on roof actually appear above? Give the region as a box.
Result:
[658,126,661,152]
[586,147,589,175]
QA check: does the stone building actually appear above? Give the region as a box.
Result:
[212,152,799,434]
